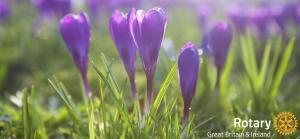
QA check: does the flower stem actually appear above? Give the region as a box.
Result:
[145,76,153,113]
[183,101,191,125]
[82,74,92,97]
[129,76,137,100]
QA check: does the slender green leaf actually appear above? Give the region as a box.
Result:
[258,43,271,91]
[22,89,30,139]
[271,37,295,97]
[150,62,177,115]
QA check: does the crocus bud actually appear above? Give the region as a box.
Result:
[250,8,269,40]
[109,10,137,98]
[129,7,167,110]
[227,5,248,33]
[0,0,10,22]
[60,13,92,97]
[178,42,199,124]
[209,22,233,86]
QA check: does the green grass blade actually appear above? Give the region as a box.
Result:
[150,62,177,117]
[220,41,236,97]
[88,99,95,139]
[265,38,282,92]
[48,78,87,135]
[258,43,271,91]
[240,33,259,92]
[28,87,48,139]
[270,37,295,97]
[22,88,30,139]
[92,62,135,138]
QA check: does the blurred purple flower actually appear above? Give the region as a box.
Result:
[209,22,232,86]
[297,6,300,25]
[250,8,269,40]
[196,5,211,29]
[87,0,102,20]
[178,42,199,123]
[109,10,137,99]
[270,5,288,36]
[283,2,298,24]
[60,13,92,97]
[32,0,71,17]
[0,0,10,22]
[129,7,167,110]
[120,0,140,8]
[227,5,248,33]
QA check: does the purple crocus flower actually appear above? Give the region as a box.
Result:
[128,7,167,110]
[0,0,10,22]
[209,22,232,87]
[227,5,248,33]
[60,13,92,97]
[178,42,199,124]
[109,10,137,99]
[250,8,269,40]
[32,0,71,17]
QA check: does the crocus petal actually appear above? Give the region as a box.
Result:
[178,42,199,123]
[60,13,91,96]
[109,10,137,98]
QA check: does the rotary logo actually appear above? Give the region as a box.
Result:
[274,112,298,135]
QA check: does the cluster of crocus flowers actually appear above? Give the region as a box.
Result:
[224,2,300,40]
[60,13,92,97]
[178,42,199,124]
[109,10,137,98]
[0,0,10,22]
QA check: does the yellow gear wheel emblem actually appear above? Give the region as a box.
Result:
[274,112,298,135]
